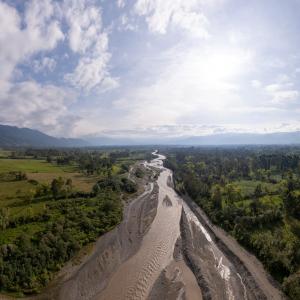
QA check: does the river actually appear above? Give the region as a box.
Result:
[48,151,283,300]
[97,151,254,300]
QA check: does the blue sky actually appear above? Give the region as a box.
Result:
[1,0,300,139]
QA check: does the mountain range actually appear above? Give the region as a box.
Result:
[0,124,86,148]
[1,124,300,147]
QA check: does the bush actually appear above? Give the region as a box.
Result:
[283,271,300,300]
[121,178,137,193]
[135,168,144,178]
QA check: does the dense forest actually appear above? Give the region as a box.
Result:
[164,146,300,299]
[0,148,150,296]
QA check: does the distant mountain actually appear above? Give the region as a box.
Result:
[87,131,300,146]
[2,124,299,147]
[0,124,87,148]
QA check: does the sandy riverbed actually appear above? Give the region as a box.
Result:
[1,152,285,300]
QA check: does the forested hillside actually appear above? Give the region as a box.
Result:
[164,146,300,299]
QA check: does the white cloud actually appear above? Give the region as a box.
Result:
[0,0,64,84]
[134,0,210,37]
[112,45,252,129]
[96,77,120,93]
[251,80,262,88]
[117,0,126,9]
[63,0,118,91]
[119,14,137,31]
[276,74,290,83]
[0,81,78,136]
[267,88,299,104]
[63,0,104,55]
[65,55,114,91]
[33,57,56,73]
[264,79,299,104]
[0,1,80,136]
[171,9,209,37]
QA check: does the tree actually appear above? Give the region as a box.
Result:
[51,177,64,199]
[254,184,263,198]
[25,189,35,204]
[283,174,300,218]
[212,185,222,210]
[0,208,9,230]
[135,168,144,178]
[65,178,73,198]
[283,271,300,300]
[224,184,242,205]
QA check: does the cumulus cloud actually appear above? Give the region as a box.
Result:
[63,0,118,91]
[65,55,113,91]
[249,74,300,106]
[1,0,300,138]
[0,81,78,135]
[265,84,299,104]
[0,0,78,135]
[117,0,126,9]
[63,0,104,55]
[134,0,210,37]
[0,0,63,83]
[33,57,57,73]
[0,0,117,135]
[119,14,137,31]
[0,0,74,132]
[263,75,299,104]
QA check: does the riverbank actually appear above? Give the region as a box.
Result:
[1,152,286,299]
[182,194,286,300]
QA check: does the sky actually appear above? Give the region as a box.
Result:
[1,0,300,140]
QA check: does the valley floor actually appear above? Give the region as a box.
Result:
[3,152,284,300]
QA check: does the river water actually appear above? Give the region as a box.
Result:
[97,152,249,300]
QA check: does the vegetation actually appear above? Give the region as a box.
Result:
[0,147,148,296]
[164,146,300,299]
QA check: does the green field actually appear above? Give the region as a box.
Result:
[0,157,113,243]
[0,222,46,245]
[0,180,34,201]
[0,159,75,173]
[233,179,279,197]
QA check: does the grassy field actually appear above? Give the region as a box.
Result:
[0,158,100,196]
[0,159,75,173]
[0,158,101,248]
[0,153,139,232]
[27,172,97,193]
[0,180,34,201]
[233,179,280,197]
[0,222,46,245]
